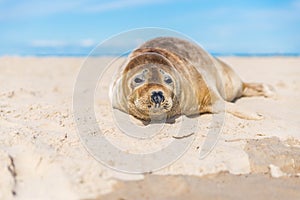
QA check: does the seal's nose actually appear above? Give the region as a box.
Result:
[151,91,165,106]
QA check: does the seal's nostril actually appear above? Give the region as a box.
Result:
[151,91,164,105]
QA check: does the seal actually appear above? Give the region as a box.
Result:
[110,37,274,122]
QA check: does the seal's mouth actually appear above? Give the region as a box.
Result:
[146,96,172,115]
[148,106,166,114]
[133,96,172,116]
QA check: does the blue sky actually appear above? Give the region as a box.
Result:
[0,0,299,55]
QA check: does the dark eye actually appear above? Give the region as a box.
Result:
[165,78,173,84]
[134,77,144,83]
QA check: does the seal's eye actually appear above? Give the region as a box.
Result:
[134,77,144,83]
[164,77,173,84]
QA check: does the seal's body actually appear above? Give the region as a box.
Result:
[111,37,274,122]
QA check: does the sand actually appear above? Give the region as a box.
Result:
[0,56,299,199]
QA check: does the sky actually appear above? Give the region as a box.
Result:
[0,0,299,55]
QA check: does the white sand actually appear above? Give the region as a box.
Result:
[0,56,299,199]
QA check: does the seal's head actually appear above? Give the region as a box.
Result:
[122,53,179,121]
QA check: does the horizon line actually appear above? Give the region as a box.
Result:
[1,52,300,57]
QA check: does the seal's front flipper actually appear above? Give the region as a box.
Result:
[208,101,263,120]
[224,102,263,120]
[242,82,275,98]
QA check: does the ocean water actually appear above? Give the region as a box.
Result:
[1,46,299,57]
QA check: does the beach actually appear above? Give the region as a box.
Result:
[0,56,300,199]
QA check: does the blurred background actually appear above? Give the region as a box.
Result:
[0,0,299,56]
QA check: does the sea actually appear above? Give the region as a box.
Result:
[1,46,299,57]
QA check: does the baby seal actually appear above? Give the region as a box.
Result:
[110,37,274,122]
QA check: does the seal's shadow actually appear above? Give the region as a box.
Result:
[142,118,176,126]
[142,113,201,126]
